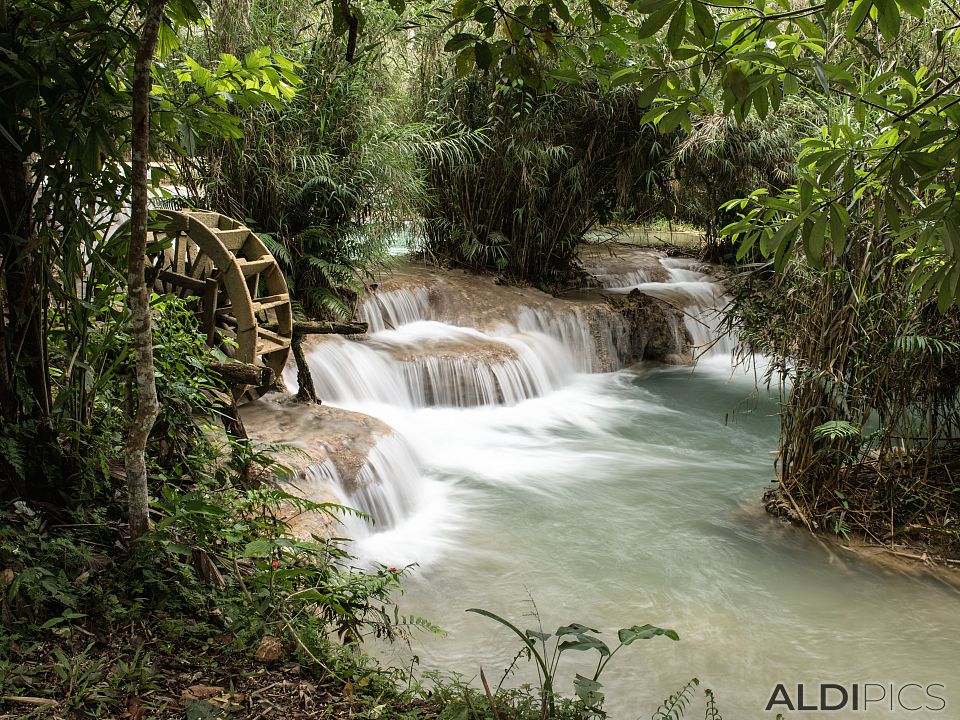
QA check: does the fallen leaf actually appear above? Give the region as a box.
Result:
[0,696,58,706]
[254,635,281,663]
[181,685,225,704]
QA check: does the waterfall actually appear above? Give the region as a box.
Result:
[292,253,731,547]
[514,306,630,373]
[607,256,733,359]
[295,458,341,494]
[591,268,652,288]
[357,287,432,332]
[306,320,581,408]
[336,433,425,537]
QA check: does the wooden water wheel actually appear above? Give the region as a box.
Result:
[143,209,292,403]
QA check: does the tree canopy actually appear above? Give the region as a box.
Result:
[433,0,960,306]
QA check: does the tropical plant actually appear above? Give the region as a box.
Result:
[418,71,675,286]
[673,101,814,259]
[466,606,718,720]
[728,235,960,551]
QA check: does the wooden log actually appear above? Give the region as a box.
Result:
[262,320,368,336]
[292,334,320,404]
[209,360,275,388]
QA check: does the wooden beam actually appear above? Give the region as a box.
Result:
[202,277,219,346]
[158,268,206,292]
[262,320,368,336]
[209,360,275,388]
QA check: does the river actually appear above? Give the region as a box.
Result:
[292,254,960,719]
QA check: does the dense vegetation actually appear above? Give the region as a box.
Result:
[4,0,960,716]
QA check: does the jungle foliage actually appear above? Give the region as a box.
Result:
[417,73,676,286]
[6,0,960,713]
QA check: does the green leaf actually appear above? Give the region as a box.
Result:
[637,6,675,38]
[658,104,687,133]
[806,211,828,268]
[553,0,572,23]
[617,624,680,644]
[601,33,630,57]
[666,1,687,50]
[474,41,492,70]
[242,538,275,557]
[830,203,848,255]
[455,47,475,77]
[876,1,901,41]
[556,623,601,636]
[453,0,480,18]
[812,420,860,440]
[846,0,873,40]
[723,63,750,99]
[445,33,477,52]
[558,635,611,655]
[574,674,605,707]
[610,66,645,87]
[589,0,611,23]
[691,1,714,39]
[475,5,496,23]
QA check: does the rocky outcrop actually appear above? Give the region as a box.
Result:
[605,289,692,364]
[240,394,402,538]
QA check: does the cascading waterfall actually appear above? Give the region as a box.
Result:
[301,258,732,547]
[514,306,629,373]
[357,287,432,332]
[591,268,652,288]
[336,433,425,537]
[306,321,582,408]
[607,256,734,359]
[294,458,342,495]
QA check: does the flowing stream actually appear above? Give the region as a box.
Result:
[294,256,960,719]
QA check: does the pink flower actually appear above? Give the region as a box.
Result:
[271,560,279,568]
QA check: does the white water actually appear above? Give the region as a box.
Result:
[607,256,736,360]
[297,264,960,719]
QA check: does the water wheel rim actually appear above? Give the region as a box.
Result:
[142,208,293,403]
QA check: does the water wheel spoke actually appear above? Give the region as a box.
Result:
[252,293,290,312]
[237,258,275,276]
[158,269,207,293]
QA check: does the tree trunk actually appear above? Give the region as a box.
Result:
[125,0,167,539]
[292,333,319,404]
[0,140,48,425]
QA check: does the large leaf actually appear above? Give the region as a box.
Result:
[617,624,680,644]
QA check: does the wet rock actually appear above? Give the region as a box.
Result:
[606,289,692,363]
[240,396,398,538]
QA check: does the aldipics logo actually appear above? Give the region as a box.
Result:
[765,683,947,713]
